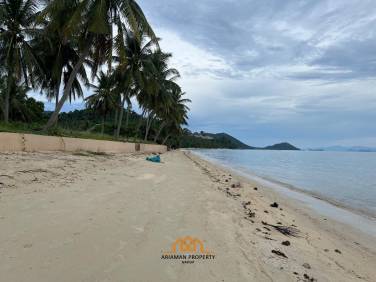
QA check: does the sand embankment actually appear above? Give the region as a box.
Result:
[0,150,375,281]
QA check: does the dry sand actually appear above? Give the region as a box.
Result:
[0,150,375,282]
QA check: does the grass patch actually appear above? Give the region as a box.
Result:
[0,121,155,144]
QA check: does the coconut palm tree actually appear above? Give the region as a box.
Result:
[42,0,157,130]
[112,27,157,138]
[0,0,43,123]
[33,4,90,113]
[138,50,181,141]
[154,90,190,143]
[85,71,116,134]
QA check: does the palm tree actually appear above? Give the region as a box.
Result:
[112,28,157,138]
[0,0,43,123]
[33,5,90,114]
[42,0,157,130]
[85,71,116,134]
[138,50,181,141]
[154,90,190,143]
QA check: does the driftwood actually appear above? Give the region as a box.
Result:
[261,221,300,237]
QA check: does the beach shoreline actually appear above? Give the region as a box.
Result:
[190,150,376,232]
[0,150,375,281]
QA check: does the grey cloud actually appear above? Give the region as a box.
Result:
[140,0,376,81]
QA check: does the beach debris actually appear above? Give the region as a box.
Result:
[231,181,241,188]
[247,211,255,218]
[242,201,251,207]
[271,249,288,258]
[262,221,300,237]
[264,237,276,241]
[277,221,282,225]
[253,187,258,191]
[264,210,269,213]
[293,272,299,275]
[263,226,271,231]
[242,201,255,220]
[303,273,316,282]
[225,179,229,182]
[270,202,279,208]
[146,155,161,163]
[302,263,311,269]
[334,249,342,254]
[281,240,290,246]
[244,217,254,223]
[225,189,241,198]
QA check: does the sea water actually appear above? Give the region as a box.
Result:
[192,149,376,220]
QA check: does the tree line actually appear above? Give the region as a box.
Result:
[0,0,190,145]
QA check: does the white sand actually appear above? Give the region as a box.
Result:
[0,150,375,281]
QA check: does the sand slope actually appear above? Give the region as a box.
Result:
[0,150,375,282]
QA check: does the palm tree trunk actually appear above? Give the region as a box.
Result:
[44,46,90,130]
[3,84,10,123]
[3,71,13,123]
[55,93,59,111]
[115,95,126,138]
[162,134,170,145]
[136,109,146,137]
[54,80,61,126]
[144,115,154,141]
[113,95,121,136]
[154,121,166,142]
[101,116,105,135]
[125,103,131,130]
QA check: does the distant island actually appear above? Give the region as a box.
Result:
[307,146,376,152]
[180,130,300,150]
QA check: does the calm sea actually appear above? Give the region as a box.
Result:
[192,149,376,219]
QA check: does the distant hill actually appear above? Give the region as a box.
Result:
[180,130,299,150]
[180,131,254,149]
[262,142,300,150]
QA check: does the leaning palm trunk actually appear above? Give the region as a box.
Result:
[115,95,126,138]
[154,121,166,142]
[44,47,90,130]
[162,134,170,145]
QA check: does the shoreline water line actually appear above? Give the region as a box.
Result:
[189,150,376,237]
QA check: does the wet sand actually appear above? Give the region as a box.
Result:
[0,150,375,281]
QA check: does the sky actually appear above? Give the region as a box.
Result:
[41,0,376,148]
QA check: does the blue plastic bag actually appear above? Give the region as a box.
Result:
[146,155,161,163]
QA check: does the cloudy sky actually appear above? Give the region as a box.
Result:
[44,0,376,148]
[135,0,376,148]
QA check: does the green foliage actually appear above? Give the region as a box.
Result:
[0,78,44,122]
[0,0,190,145]
[179,131,253,149]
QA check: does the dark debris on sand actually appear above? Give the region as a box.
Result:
[272,249,288,258]
[282,240,291,246]
[270,202,279,208]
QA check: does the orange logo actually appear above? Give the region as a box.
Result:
[161,236,215,263]
[170,236,209,254]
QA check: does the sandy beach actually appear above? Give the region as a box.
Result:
[0,150,375,282]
